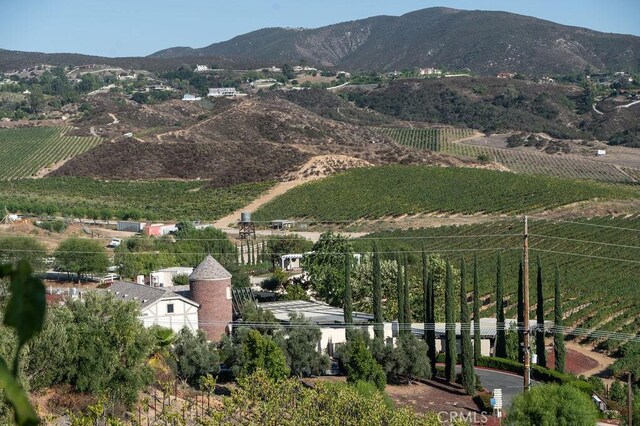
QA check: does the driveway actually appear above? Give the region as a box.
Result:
[474,367,537,408]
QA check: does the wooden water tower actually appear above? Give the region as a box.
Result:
[238,211,256,239]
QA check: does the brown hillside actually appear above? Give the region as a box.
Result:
[52,96,471,186]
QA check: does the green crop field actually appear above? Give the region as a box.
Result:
[379,127,476,150]
[252,166,638,222]
[351,216,640,352]
[381,127,637,183]
[0,126,102,180]
[0,177,274,221]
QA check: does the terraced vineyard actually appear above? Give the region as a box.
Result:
[352,216,640,351]
[381,127,638,183]
[0,127,102,180]
[379,127,476,150]
[253,166,638,222]
[0,177,274,221]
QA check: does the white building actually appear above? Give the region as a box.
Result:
[258,300,394,356]
[207,87,237,98]
[195,65,209,72]
[107,281,199,333]
[149,266,194,287]
[251,78,279,88]
[182,94,201,101]
[419,67,441,75]
[596,149,606,156]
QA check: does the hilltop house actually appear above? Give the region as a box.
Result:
[182,94,201,101]
[207,87,237,98]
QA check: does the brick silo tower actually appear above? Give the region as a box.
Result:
[189,255,233,342]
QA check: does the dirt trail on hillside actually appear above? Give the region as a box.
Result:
[213,155,370,228]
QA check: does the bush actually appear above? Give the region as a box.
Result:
[172,273,189,286]
[35,219,67,233]
[507,383,599,425]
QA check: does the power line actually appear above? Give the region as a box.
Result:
[529,234,640,250]
[530,248,640,265]
[529,216,640,232]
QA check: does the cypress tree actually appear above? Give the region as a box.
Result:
[240,242,245,265]
[495,253,507,358]
[460,258,475,395]
[396,252,405,335]
[373,242,384,340]
[344,252,353,340]
[473,254,482,364]
[445,260,457,382]
[554,266,565,373]
[403,255,412,329]
[422,247,429,343]
[517,260,525,362]
[427,268,437,375]
[536,257,547,367]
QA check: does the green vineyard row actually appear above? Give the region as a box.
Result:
[381,127,638,183]
[0,126,102,180]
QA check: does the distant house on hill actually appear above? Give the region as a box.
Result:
[497,72,515,79]
[195,65,209,72]
[419,67,441,75]
[182,94,201,101]
[207,87,237,97]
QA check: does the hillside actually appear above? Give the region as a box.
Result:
[51,95,472,186]
[150,7,640,75]
[252,165,638,221]
[0,48,253,73]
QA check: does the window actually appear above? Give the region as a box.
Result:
[167,304,174,313]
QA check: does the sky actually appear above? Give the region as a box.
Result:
[1,0,639,57]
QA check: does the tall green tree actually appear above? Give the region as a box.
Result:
[422,248,436,375]
[495,253,507,358]
[517,260,525,362]
[372,243,384,340]
[554,267,565,373]
[427,268,436,375]
[536,257,547,367]
[396,253,405,335]
[459,258,475,395]
[0,236,47,271]
[403,255,412,329]
[343,252,353,340]
[244,329,290,380]
[473,254,482,364]
[304,232,352,307]
[445,261,457,382]
[53,237,109,284]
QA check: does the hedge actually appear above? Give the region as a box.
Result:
[477,356,593,393]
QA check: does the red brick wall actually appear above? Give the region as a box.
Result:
[190,277,232,342]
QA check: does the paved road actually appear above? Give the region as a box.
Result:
[474,367,537,408]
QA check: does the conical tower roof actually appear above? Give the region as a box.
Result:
[189,255,232,281]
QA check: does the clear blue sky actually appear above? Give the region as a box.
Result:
[1,0,638,57]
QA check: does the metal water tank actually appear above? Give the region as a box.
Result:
[240,212,251,223]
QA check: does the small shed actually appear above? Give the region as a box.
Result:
[117,221,145,232]
[596,149,606,156]
[271,220,294,230]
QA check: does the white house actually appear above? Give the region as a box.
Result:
[107,281,199,333]
[195,65,209,72]
[207,87,237,98]
[419,67,441,76]
[182,94,201,101]
[596,149,606,156]
[258,300,394,357]
[149,266,194,287]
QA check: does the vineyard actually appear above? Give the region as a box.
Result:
[351,216,640,352]
[381,127,638,183]
[0,177,274,221]
[379,127,476,150]
[252,166,638,222]
[0,127,102,180]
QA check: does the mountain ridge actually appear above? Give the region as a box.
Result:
[149,7,640,75]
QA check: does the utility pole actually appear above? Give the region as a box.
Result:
[523,215,531,391]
